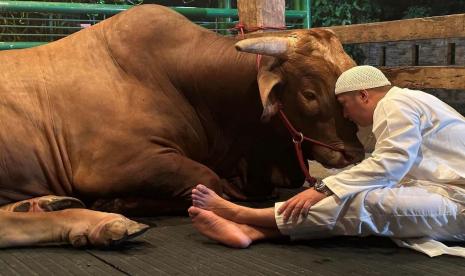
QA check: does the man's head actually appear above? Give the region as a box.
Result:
[335,65,392,127]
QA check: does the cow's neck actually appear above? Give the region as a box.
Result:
[103,15,270,137]
[175,36,267,128]
[103,15,266,129]
[177,36,276,171]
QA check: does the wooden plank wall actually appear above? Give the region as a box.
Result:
[320,14,465,90]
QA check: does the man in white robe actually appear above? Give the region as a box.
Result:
[188,65,465,257]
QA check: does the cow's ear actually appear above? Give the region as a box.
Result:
[257,61,283,122]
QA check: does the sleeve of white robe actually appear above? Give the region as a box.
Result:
[323,96,423,200]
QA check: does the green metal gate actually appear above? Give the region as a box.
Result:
[0,0,311,50]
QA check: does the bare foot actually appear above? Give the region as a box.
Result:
[188,206,251,248]
[192,184,245,221]
[64,209,150,247]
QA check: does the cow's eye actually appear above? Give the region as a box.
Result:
[302,90,316,101]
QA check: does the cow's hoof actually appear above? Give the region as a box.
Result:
[10,202,31,212]
[37,196,86,211]
[7,196,86,212]
[70,216,150,247]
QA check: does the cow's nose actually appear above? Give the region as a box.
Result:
[344,148,365,164]
[342,109,349,119]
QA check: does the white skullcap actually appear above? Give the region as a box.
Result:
[335,65,391,95]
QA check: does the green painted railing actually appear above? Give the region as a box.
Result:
[0,41,44,49]
[0,1,311,50]
[293,0,311,28]
[0,1,130,14]
[0,1,308,18]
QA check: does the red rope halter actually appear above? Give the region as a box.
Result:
[232,23,287,36]
[277,106,347,185]
[234,23,348,185]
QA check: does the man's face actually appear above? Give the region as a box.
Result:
[337,91,373,127]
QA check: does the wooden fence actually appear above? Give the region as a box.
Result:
[323,14,465,90]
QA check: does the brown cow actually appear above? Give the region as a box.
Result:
[0,5,363,247]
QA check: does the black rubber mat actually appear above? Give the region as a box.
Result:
[87,218,465,275]
[0,246,125,275]
[0,216,464,275]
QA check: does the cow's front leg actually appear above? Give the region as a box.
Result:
[0,195,85,212]
[0,209,148,248]
[78,152,223,216]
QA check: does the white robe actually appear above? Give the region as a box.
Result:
[276,87,465,257]
[325,86,465,198]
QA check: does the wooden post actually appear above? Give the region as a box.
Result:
[237,0,285,32]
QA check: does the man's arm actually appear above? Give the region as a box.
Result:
[324,97,423,199]
[277,186,327,223]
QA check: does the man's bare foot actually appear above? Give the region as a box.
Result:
[188,206,251,249]
[192,184,245,221]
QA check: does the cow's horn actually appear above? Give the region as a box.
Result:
[235,37,293,59]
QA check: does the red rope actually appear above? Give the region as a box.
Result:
[277,107,348,185]
[231,22,342,185]
[256,54,262,71]
[232,23,287,38]
[278,109,346,153]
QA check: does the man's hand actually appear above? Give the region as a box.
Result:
[277,188,327,223]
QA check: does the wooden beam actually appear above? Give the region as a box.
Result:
[321,13,465,44]
[237,0,285,32]
[381,66,465,90]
